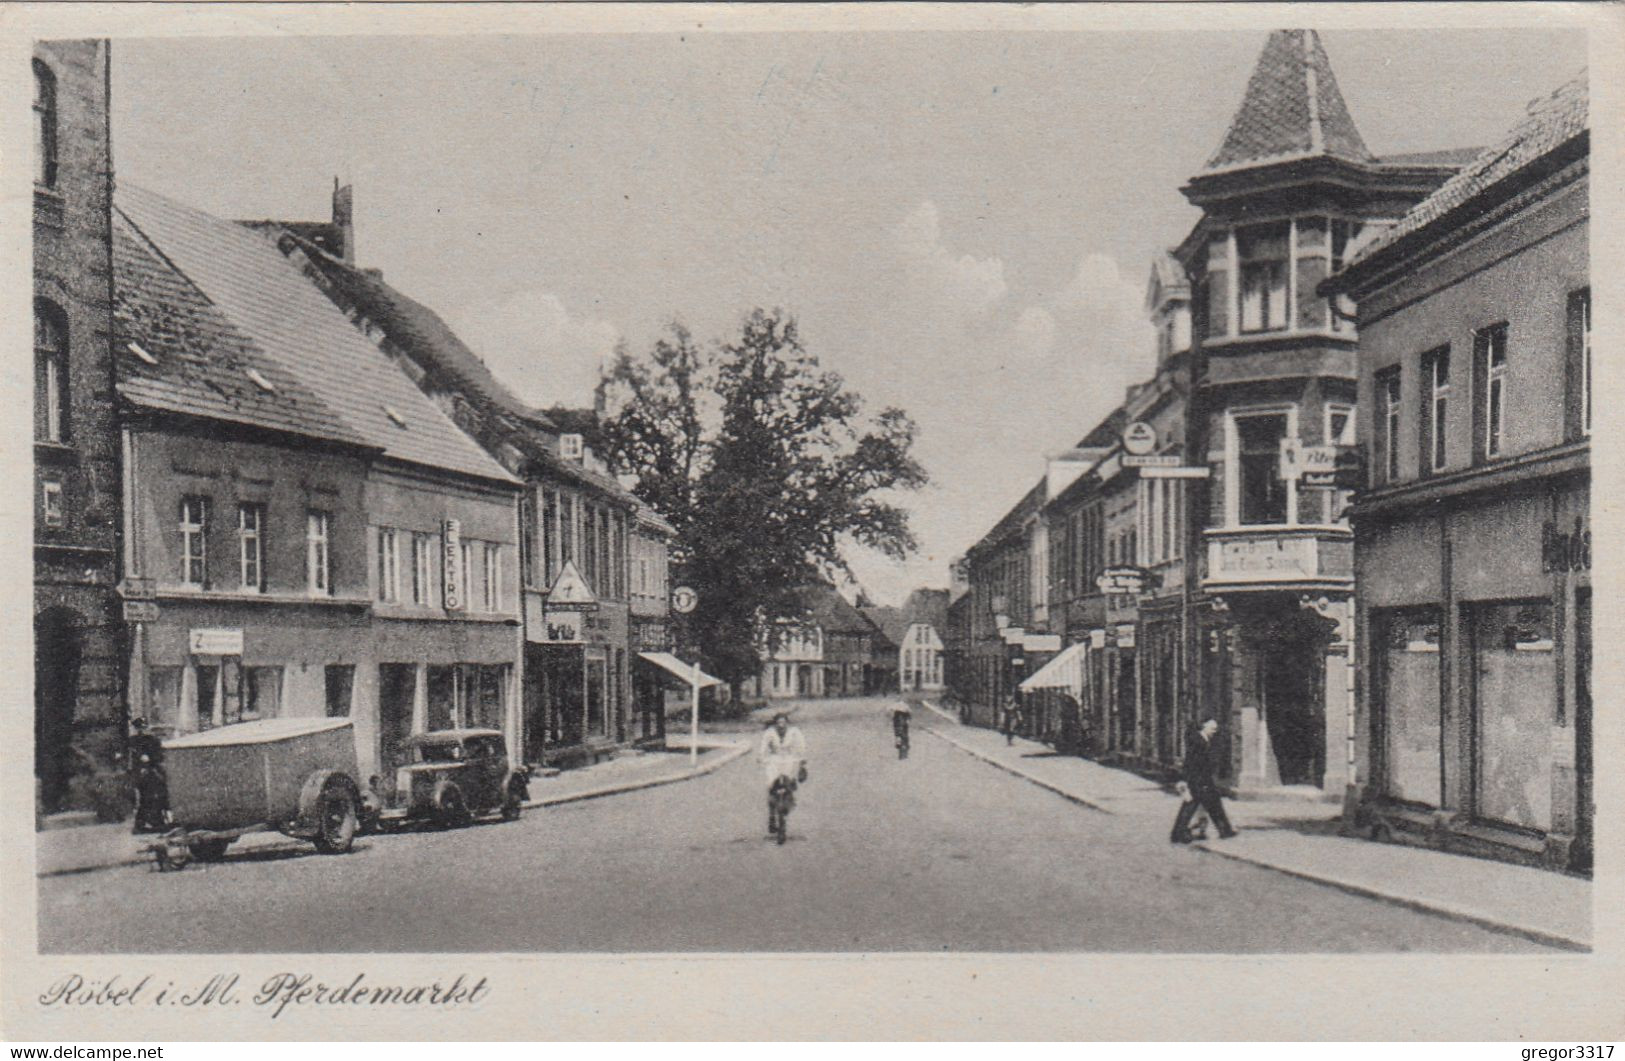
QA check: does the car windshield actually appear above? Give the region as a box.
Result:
[415,742,464,763]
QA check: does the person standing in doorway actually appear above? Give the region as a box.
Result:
[1170,717,1236,843]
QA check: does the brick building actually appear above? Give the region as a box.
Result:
[33,40,124,818]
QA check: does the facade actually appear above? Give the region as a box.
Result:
[114,184,525,783]
[284,209,655,767]
[749,585,877,700]
[33,40,125,817]
[629,503,676,742]
[898,588,950,693]
[1172,29,1465,795]
[1326,76,1590,869]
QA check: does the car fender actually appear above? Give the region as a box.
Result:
[293,769,359,837]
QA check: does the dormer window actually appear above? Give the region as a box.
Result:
[560,433,584,461]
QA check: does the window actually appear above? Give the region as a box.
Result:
[147,667,182,730]
[1326,403,1355,446]
[1419,348,1449,474]
[238,503,265,591]
[483,542,501,612]
[307,510,331,595]
[33,60,56,188]
[560,494,576,566]
[410,531,434,605]
[180,496,210,587]
[41,479,63,529]
[1205,231,1231,338]
[1568,289,1591,440]
[1237,222,1289,333]
[1376,370,1401,486]
[520,492,538,589]
[1329,219,1363,333]
[1233,412,1290,525]
[459,539,473,610]
[377,527,399,602]
[583,505,598,590]
[1474,324,1509,461]
[35,302,67,443]
[325,665,355,717]
[542,490,559,585]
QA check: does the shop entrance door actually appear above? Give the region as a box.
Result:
[1469,600,1556,832]
[378,663,416,770]
[1261,630,1324,787]
[585,655,607,738]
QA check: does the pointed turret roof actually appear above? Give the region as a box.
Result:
[1204,29,1374,173]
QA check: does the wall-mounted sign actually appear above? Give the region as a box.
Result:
[1279,440,1339,481]
[1123,454,1181,468]
[1212,535,1317,578]
[1115,624,1137,649]
[123,601,160,623]
[1089,629,1107,649]
[189,627,244,656]
[1000,627,1027,645]
[540,611,585,644]
[1095,567,1146,595]
[1140,465,1211,479]
[1023,633,1062,652]
[547,560,599,611]
[119,577,157,601]
[1122,421,1157,456]
[442,519,463,611]
[671,586,698,614]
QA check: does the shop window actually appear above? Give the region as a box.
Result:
[179,496,210,588]
[35,302,69,444]
[195,664,219,729]
[307,510,331,595]
[238,503,266,591]
[1377,609,1443,808]
[1232,412,1289,525]
[377,526,399,602]
[33,59,56,188]
[325,664,355,717]
[1469,600,1555,832]
[1237,222,1289,333]
[469,664,505,730]
[243,666,281,721]
[148,667,183,731]
[426,665,458,731]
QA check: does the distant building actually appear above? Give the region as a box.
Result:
[748,585,878,700]
[1327,75,1590,870]
[33,40,124,818]
[897,589,950,693]
[629,502,676,742]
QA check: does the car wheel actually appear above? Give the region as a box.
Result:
[313,785,358,854]
[435,783,471,829]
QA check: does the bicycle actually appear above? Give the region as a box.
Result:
[768,775,795,845]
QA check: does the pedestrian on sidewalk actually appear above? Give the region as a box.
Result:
[1170,717,1236,843]
[127,718,169,835]
[1002,694,1024,746]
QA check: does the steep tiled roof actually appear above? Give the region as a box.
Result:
[112,211,370,449]
[789,584,876,636]
[859,605,907,647]
[1205,30,1374,173]
[1377,147,1485,169]
[116,184,517,485]
[289,238,556,431]
[902,588,951,632]
[1352,74,1587,266]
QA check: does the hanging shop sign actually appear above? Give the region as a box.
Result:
[1095,567,1146,595]
[671,585,698,614]
[1279,439,1339,482]
[119,576,157,601]
[1122,421,1157,456]
[1114,624,1137,650]
[123,601,160,623]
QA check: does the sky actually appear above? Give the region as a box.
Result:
[109,27,1586,606]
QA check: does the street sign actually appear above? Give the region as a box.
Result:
[671,586,698,614]
[1123,454,1181,468]
[123,601,159,623]
[120,577,157,601]
[1121,422,1157,456]
[1139,465,1211,479]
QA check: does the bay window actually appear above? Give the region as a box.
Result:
[1238,223,1289,333]
[1229,410,1292,525]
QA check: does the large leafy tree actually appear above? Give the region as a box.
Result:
[596,308,926,693]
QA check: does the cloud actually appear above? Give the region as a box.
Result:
[448,290,621,408]
[892,200,1008,319]
[1012,305,1057,360]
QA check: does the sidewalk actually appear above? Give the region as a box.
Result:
[37,735,750,879]
[918,700,1591,951]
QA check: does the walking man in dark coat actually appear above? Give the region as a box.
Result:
[1170,717,1237,843]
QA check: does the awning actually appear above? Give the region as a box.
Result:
[636,651,722,689]
[1019,640,1088,695]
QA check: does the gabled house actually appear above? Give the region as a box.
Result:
[115,184,525,780]
[749,585,878,700]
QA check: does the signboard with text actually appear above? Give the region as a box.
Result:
[1095,567,1146,595]
[189,628,244,656]
[442,519,463,611]
[1123,454,1181,468]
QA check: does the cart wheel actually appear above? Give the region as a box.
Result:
[435,783,471,829]
[189,838,231,862]
[500,778,525,821]
[155,831,191,871]
[312,784,358,854]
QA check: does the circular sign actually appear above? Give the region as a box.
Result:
[1122,421,1157,456]
[671,586,698,614]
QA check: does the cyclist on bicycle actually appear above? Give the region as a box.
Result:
[758,712,807,835]
[890,700,912,753]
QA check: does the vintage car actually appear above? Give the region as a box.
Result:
[153,716,363,868]
[378,729,529,828]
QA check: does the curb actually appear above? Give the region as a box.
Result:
[1190,842,1590,952]
[39,740,753,879]
[525,740,751,809]
[919,723,1113,815]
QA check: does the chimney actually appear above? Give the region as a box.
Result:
[332,178,355,264]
